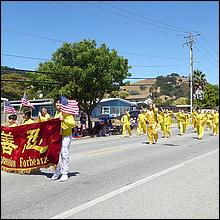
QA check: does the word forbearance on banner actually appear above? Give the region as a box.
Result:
[1,118,62,174]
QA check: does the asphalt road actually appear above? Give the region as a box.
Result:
[1,126,219,219]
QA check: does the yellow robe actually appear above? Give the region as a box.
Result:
[137,113,147,135]
[145,108,158,144]
[121,113,131,137]
[54,111,75,137]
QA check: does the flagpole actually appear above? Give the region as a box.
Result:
[18,91,26,114]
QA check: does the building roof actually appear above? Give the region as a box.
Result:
[100,98,137,106]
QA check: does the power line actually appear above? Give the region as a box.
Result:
[3,29,65,43]
[99,1,197,34]
[54,2,178,36]
[2,53,49,61]
[200,34,219,55]
[195,45,219,67]
[117,51,187,60]
[194,56,218,78]
[82,1,186,34]
[1,67,63,76]
[1,54,188,68]
[2,49,187,61]
[195,38,219,64]
[1,79,62,85]
[131,63,188,67]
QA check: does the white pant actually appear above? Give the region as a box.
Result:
[54,136,71,175]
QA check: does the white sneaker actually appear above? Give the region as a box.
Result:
[60,174,68,182]
[51,173,60,181]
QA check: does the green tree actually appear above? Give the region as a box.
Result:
[29,39,131,132]
[193,69,207,93]
[108,90,129,99]
[1,73,32,100]
[173,97,189,106]
[194,83,219,108]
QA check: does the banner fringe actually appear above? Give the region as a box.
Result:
[1,163,57,175]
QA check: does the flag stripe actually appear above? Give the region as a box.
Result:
[60,96,79,115]
[21,95,34,108]
[4,101,17,114]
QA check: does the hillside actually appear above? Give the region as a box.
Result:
[121,74,189,102]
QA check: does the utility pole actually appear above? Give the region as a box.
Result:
[182,32,200,114]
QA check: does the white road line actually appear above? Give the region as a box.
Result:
[50,148,219,219]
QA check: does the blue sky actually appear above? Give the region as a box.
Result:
[1,1,219,85]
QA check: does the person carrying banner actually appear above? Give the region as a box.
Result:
[121,111,132,137]
[8,114,18,127]
[51,100,76,182]
[22,110,35,125]
[38,107,51,122]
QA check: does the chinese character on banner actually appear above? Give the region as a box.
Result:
[1,118,62,174]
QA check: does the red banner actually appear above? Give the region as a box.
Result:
[1,118,62,174]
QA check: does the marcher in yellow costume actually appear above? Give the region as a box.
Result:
[145,104,158,144]
[212,110,219,136]
[38,107,51,122]
[191,109,198,133]
[205,111,213,131]
[137,110,147,135]
[162,109,172,138]
[51,100,76,182]
[178,110,187,135]
[121,111,131,137]
[158,109,165,135]
[195,109,206,140]
[175,109,182,131]
[185,111,191,128]
[22,110,35,125]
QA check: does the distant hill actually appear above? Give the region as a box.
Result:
[121,74,189,102]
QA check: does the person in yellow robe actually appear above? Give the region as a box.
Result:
[195,109,207,140]
[121,111,131,137]
[162,109,172,138]
[178,110,188,135]
[158,108,164,136]
[205,111,213,131]
[22,110,35,124]
[51,100,76,182]
[38,107,51,122]
[8,114,18,127]
[191,109,198,133]
[212,110,219,136]
[145,103,158,144]
[137,110,147,135]
[185,111,191,128]
[174,109,182,132]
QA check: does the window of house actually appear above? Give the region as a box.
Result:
[101,106,110,114]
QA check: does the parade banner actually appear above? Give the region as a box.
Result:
[1,118,62,174]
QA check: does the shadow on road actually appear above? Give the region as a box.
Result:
[29,170,80,179]
[162,143,179,146]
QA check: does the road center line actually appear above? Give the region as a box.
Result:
[88,146,122,155]
[50,148,219,219]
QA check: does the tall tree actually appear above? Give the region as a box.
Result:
[1,73,31,100]
[194,83,219,108]
[29,39,131,132]
[193,69,207,93]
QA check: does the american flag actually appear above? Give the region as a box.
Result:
[4,101,17,114]
[60,96,79,115]
[21,94,35,108]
